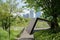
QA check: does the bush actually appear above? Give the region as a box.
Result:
[0,27,21,40]
[0,27,9,40]
[34,29,60,40]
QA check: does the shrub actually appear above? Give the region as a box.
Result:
[34,29,60,40]
[0,27,9,40]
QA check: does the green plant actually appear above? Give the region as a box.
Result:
[34,29,60,40]
[0,27,9,40]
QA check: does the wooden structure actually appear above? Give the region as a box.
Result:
[26,18,50,34]
[16,18,50,40]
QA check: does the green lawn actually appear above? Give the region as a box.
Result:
[0,18,60,40]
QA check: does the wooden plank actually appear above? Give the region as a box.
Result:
[16,29,34,40]
[26,18,37,34]
[37,18,50,22]
[16,18,51,40]
[26,18,50,34]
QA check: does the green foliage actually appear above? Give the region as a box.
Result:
[0,27,9,40]
[25,0,60,31]
[34,29,60,40]
[10,30,20,40]
[0,27,23,40]
[25,0,60,18]
[24,0,60,23]
[10,26,24,40]
[6,0,19,12]
[0,0,26,40]
[12,16,30,27]
[0,0,19,30]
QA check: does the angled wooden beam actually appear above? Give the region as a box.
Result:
[17,18,51,40]
[26,18,51,34]
[26,18,38,34]
[37,18,50,22]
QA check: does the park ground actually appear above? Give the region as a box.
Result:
[0,18,60,40]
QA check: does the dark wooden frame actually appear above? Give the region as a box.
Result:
[26,18,50,34]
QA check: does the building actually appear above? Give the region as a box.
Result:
[12,9,41,18]
[35,12,41,18]
[29,9,35,18]
[23,13,29,18]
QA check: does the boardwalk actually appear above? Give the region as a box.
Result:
[16,18,50,40]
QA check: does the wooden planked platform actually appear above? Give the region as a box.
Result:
[16,18,50,40]
[26,18,37,34]
[16,28,34,40]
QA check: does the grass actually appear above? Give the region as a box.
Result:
[10,26,24,40]
[0,18,30,40]
[0,18,60,40]
[34,22,60,40]
[0,27,24,40]
[12,18,31,27]
[0,27,9,40]
[36,20,50,28]
[10,30,20,40]
[34,29,60,40]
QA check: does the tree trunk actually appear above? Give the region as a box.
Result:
[51,16,59,31]
[2,20,4,29]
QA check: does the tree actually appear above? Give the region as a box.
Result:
[0,0,19,30]
[0,2,12,30]
[24,0,60,31]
